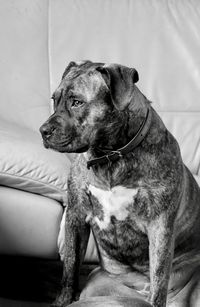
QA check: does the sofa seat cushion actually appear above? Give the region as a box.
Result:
[0,119,72,205]
[0,186,63,258]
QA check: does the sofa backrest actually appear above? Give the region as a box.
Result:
[48,0,200,176]
[1,0,200,175]
[0,0,51,130]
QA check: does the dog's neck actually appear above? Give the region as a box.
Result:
[86,88,151,167]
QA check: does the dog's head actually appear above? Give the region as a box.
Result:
[40,60,139,153]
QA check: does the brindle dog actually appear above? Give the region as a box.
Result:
[40,61,200,307]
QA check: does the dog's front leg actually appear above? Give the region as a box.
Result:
[52,195,90,307]
[148,214,175,307]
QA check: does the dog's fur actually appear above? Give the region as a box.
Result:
[40,61,200,307]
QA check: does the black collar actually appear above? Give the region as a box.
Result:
[87,106,152,169]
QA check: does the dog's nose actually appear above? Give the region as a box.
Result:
[40,123,55,139]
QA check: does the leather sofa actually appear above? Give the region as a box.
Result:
[0,0,200,304]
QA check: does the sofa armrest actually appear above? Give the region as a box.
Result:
[0,119,72,205]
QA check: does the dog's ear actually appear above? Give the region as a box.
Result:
[62,61,77,79]
[96,64,139,110]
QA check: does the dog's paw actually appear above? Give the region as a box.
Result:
[50,299,71,307]
[50,288,73,307]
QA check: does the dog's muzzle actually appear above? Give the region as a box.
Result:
[40,123,56,140]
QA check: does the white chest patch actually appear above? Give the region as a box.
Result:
[88,185,138,230]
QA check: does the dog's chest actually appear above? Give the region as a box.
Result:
[87,184,138,230]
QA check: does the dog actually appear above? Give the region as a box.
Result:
[40,61,200,307]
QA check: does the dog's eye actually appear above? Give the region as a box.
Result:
[71,100,84,108]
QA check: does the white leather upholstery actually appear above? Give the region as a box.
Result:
[0,0,199,260]
[0,186,63,258]
[0,119,71,205]
[0,0,50,131]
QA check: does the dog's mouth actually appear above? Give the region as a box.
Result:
[43,138,72,152]
[43,138,89,153]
